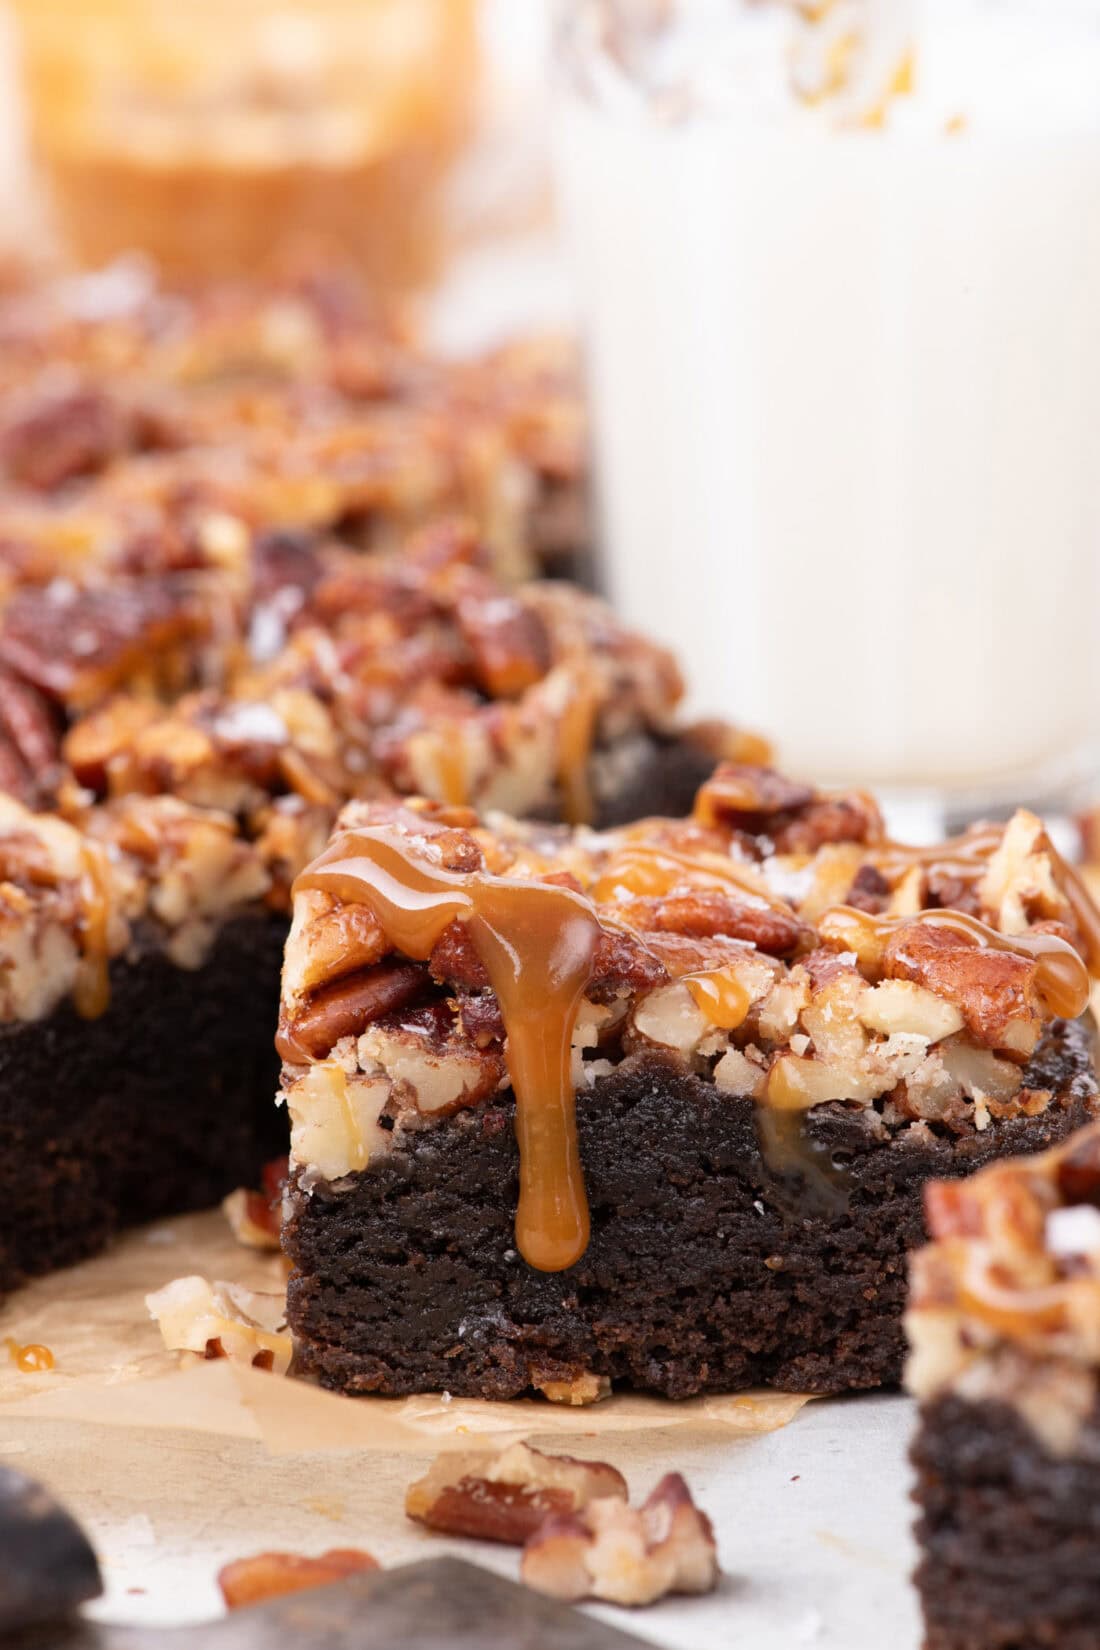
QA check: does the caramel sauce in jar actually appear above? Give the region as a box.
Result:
[818,904,1090,1021]
[295,826,602,1272]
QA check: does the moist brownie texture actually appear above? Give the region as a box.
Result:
[907,1121,1100,1650]
[285,1024,1096,1400]
[279,768,1100,1399]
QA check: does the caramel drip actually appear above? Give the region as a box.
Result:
[1048,845,1100,978]
[590,842,772,906]
[819,905,1090,1021]
[295,827,602,1272]
[684,968,751,1031]
[74,842,112,1020]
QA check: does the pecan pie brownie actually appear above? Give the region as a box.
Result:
[907,1123,1100,1650]
[0,517,751,1293]
[279,769,1100,1400]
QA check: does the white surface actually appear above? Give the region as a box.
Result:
[0,1393,921,1648]
[554,0,1100,794]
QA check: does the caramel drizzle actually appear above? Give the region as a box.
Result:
[590,841,775,907]
[294,827,602,1273]
[818,905,1090,1021]
[866,822,1100,977]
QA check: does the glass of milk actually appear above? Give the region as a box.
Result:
[553,0,1100,818]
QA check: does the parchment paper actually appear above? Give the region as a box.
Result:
[0,1207,924,1650]
[0,1210,810,1454]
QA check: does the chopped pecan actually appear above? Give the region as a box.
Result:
[772,794,883,856]
[883,922,1042,1055]
[222,1158,287,1251]
[0,387,147,491]
[218,1549,378,1610]
[278,961,427,1061]
[694,764,815,827]
[845,863,891,914]
[924,1179,985,1241]
[406,1442,627,1544]
[453,584,551,699]
[521,1473,719,1606]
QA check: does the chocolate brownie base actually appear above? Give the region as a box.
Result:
[912,1392,1100,1650]
[0,910,287,1295]
[284,1018,1097,1400]
[588,732,723,830]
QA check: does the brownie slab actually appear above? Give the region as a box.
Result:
[285,1024,1096,1400]
[912,1392,1100,1650]
[0,911,286,1295]
[278,770,1100,1401]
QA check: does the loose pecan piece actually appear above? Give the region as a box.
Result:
[406,1443,627,1545]
[521,1472,719,1606]
[218,1549,378,1610]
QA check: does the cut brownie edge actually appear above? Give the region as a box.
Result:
[0,910,287,1296]
[912,1391,1100,1650]
[284,1019,1097,1401]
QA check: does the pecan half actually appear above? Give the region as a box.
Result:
[218,1549,378,1610]
[610,890,806,957]
[406,1443,627,1544]
[883,922,1042,1055]
[0,576,205,709]
[0,664,60,805]
[521,1472,719,1606]
[278,961,426,1061]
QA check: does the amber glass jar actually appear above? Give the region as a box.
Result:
[11,0,480,290]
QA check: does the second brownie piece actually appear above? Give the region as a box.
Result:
[279,767,1100,1400]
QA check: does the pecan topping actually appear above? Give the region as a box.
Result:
[218,1549,378,1610]
[406,1443,627,1544]
[0,576,204,709]
[279,961,426,1061]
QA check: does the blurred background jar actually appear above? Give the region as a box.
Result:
[554,0,1100,818]
[8,0,480,292]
